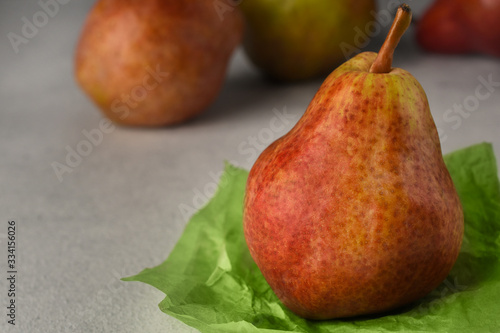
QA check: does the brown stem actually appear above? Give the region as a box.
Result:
[369,4,412,74]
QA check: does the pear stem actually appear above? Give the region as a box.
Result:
[369,4,412,74]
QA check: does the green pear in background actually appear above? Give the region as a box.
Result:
[240,0,376,81]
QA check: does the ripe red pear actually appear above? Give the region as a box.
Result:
[244,5,463,320]
[416,0,500,57]
[75,0,243,126]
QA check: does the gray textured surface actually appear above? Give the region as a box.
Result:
[1,0,499,332]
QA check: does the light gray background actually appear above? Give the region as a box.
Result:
[1,0,499,332]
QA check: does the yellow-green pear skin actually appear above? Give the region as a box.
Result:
[240,0,376,81]
[243,52,464,319]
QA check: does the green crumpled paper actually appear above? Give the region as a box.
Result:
[123,142,500,333]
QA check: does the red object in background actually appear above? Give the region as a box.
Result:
[416,0,500,57]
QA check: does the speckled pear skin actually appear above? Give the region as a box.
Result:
[243,52,464,320]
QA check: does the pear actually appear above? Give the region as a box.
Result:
[243,5,463,319]
[416,0,500,57]
[239,0,376,81]
[75,0,243,126]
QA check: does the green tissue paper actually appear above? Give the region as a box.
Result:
[124,142,500,332]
